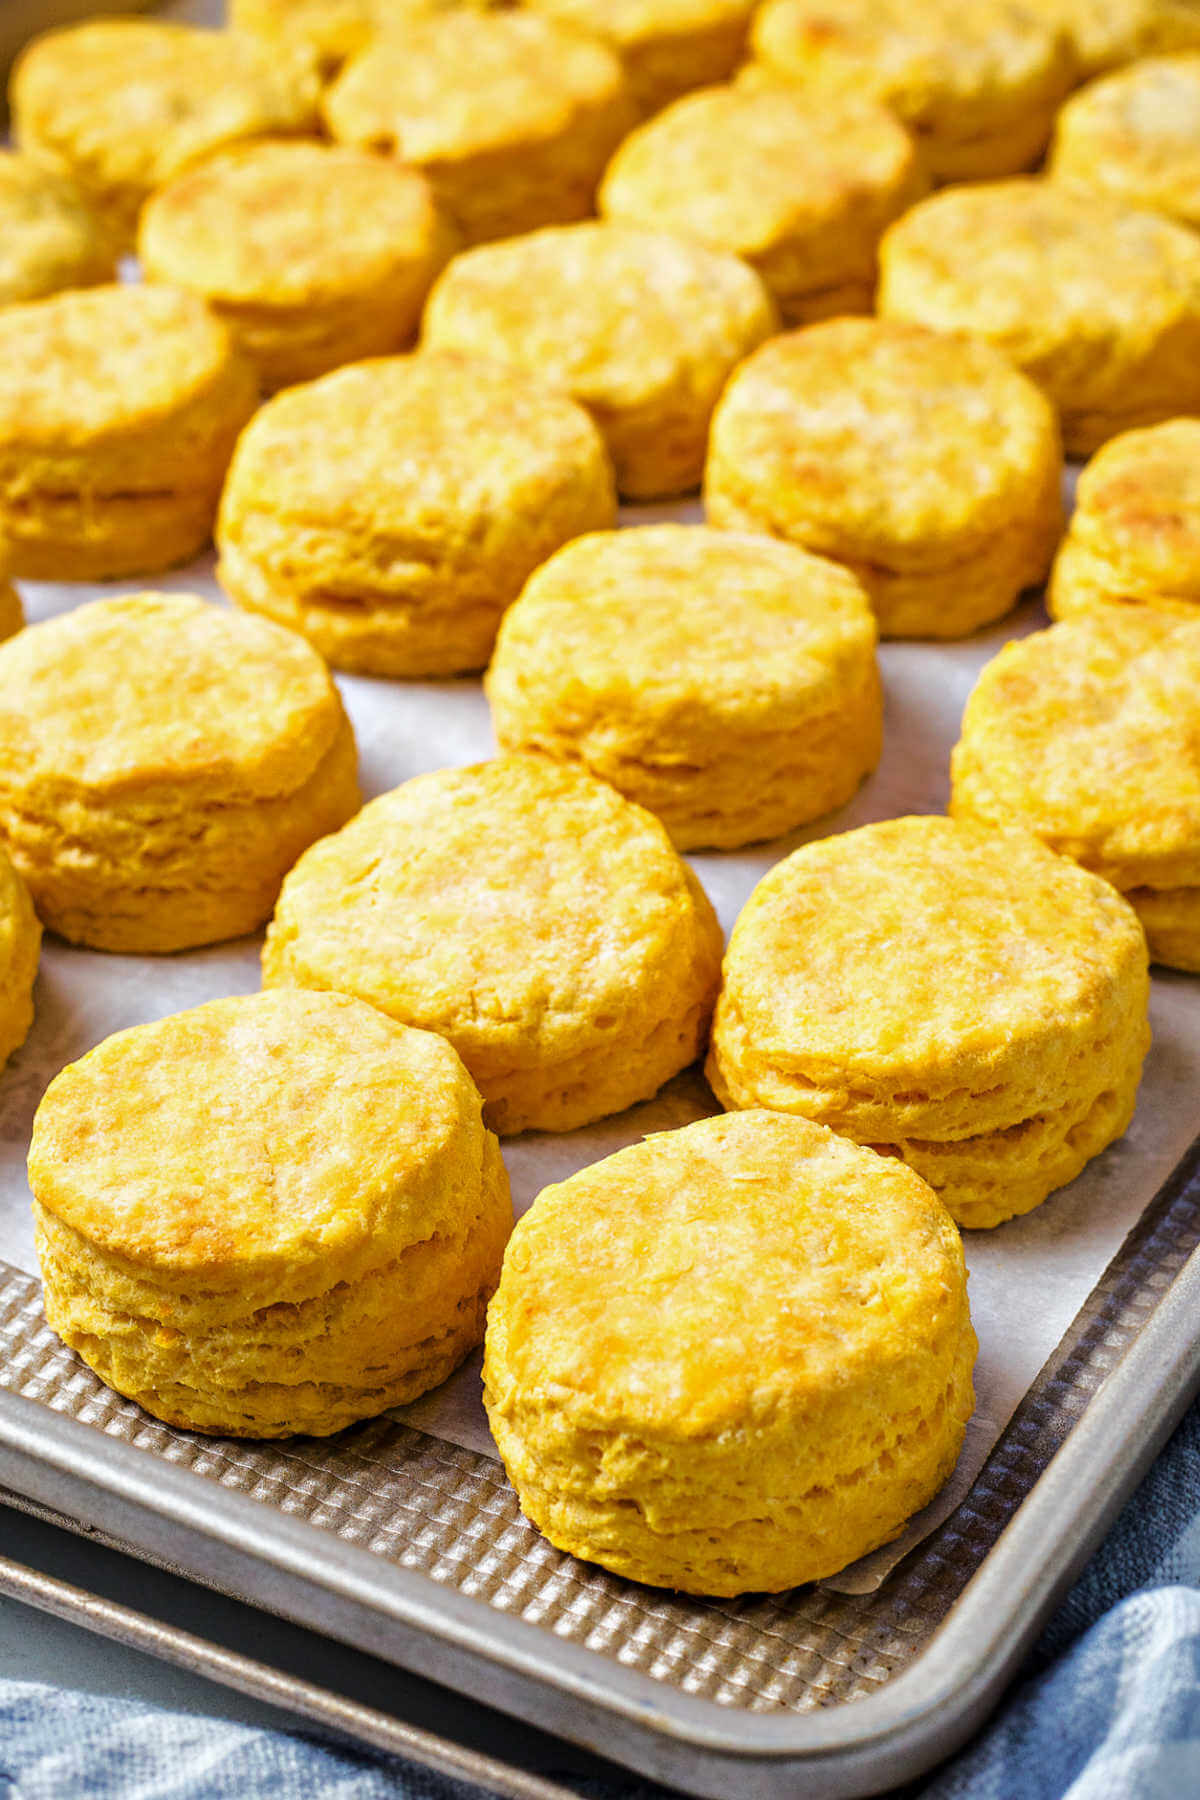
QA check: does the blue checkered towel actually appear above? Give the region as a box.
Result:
[3,1398,1200,1799]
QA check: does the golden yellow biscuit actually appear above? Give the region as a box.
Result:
[704,317,1062,639]
[524,0,754,114]
[0,285,258,581]
[230,0,508,76]
[31,990,513,1438]
[708,815,1150,1228]
[423,223,777,499]
[951,611,1200,973]
[322,14,635,245]
[1050,421,1200,622]
[217,350,615,677]
[484,1109,976,1595]
[263,753,724,1136]
[486,525,882,849]
[0,584,21,645]
[0,150,114,307]
[139,142,458,394]
[0,843,39,1074]
[878,180,1200,458]
[1050,56,1200,231]
[1039,0,1200,79]
[0,593,359,954]
[598,83,926,327]
[749,0,1074,183]
[11,20,320,251]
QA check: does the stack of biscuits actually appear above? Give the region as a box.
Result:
[1,0,1191,1604]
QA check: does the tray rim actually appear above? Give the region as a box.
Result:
[1,1140,1199,1800]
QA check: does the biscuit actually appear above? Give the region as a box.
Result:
[951,611,1200,972]
[707,815,1150,1228]
[524,0,754,114]
[0,583,21,645]
[704,317,1063,639]
[263,753,724,1136]
[0,593,360,954]
[0,151,114,307]
[598,83,927,327]
[31,990,513,1438]
[0,285,258,582]
[139,142,458,394]
[486,525,882,849]
[217,350,615,677]
[322,14,635,245]
[423,223,777,499]
[749,0,1074,183]
[878,180,1200,458]
[484,1109,976,1595]
[1049,420,1200,622]
[11,19,320,251]
[0,844,39,1075]
[1039,0,1200,79]
[1050,55,1200,231]
[231,0,512,76]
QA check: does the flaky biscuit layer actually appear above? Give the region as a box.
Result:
[0,151,114,307]
[526,0,755,113]
[0,846,39,1073]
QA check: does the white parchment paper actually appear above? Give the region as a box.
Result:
[1,497,1196,1597]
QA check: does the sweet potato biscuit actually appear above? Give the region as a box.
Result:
[704,317,1062,639]
[322,13,635,245]
[486,525,882,849]
[1039,0,1200,79]
[0,151,114,308]
[749,0,1074,182]
[217,350,615,677]
[878,180,1200,458]
[139,142,458,394]
[1049,420,1200,622]
[0,845,39,1075]
[10,19,320,251]
[423,223,777,499]
[263,753,724,1136]
[30,990,513,1438]
[230,0,508,76]
[0,593,360,954]
[524,0,754,114]
[951,611,1200,971]
[0,284,258,581]
[484,1109,976,1595]
[708,815,1150,1228]
[1050,55,1200,231]
[598,83,927,327]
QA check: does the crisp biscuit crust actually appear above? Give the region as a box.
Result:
[484,1110,976,1594]
[140,142,458,392]
[878,179,1200,458]
[322,14,635,244]
[11,19,320,250]
[1050,55,1200,231]
[263,753,724,1135]
[217,349,615,677]
[0,284,258,581]
[1049,420,1200,621]
[0,844,39,1074]
[750,0,1073,181]
[708,816,1150,1222]
[30,990,513,1436]
[0,593,360,953]
[423,222,777,499]
[524,0,754,113]
[599,84,927,326]
[0,151,114,307]
[486,525,882,849]
[1039,0,1200,78]
[704,317,1062,638]
[950,611,1200,972]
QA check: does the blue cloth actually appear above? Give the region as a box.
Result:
[4,1399,1200,1799]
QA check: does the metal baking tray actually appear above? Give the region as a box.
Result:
[2,1128,1199,1797]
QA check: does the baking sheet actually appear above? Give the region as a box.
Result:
[1,496,1196,1599]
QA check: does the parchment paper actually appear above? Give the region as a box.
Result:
[1,490,1197,1598]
